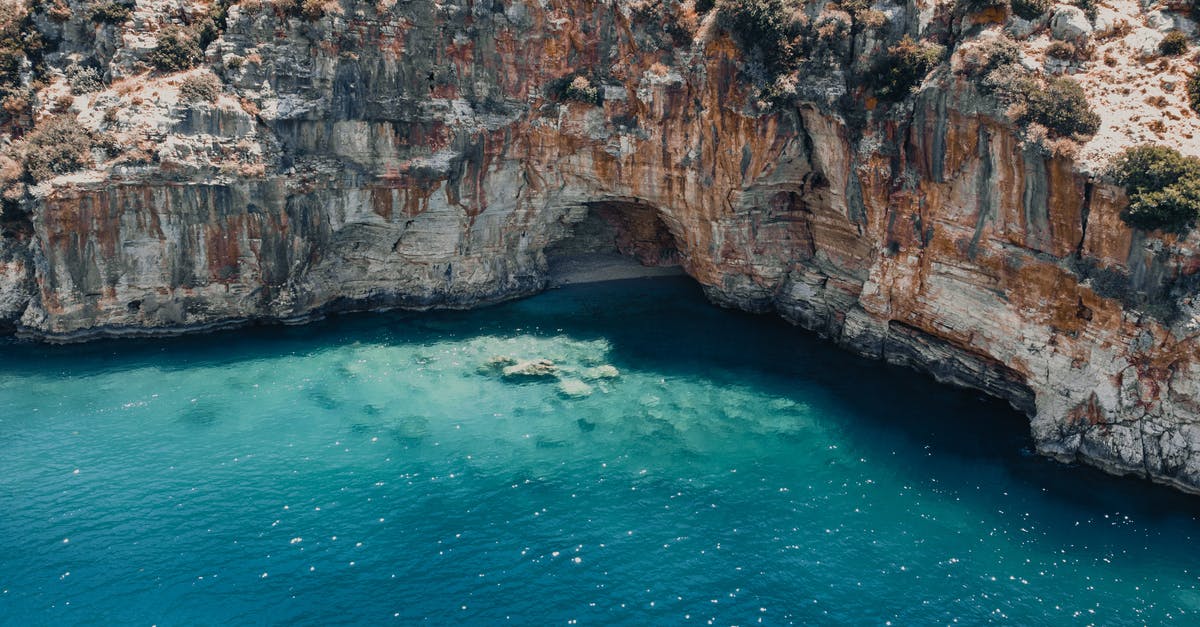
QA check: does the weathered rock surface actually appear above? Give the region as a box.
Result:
[1050,5,1093,42]
[3,0,1200,495]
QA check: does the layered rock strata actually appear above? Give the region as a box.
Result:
[2,0,1200,492]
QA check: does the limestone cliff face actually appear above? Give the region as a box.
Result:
[3,0,1200,492]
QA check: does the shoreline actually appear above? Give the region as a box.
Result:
[547,253,686,288]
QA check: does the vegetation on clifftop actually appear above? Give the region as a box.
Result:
[959,37,1100,141]
[1109,145,1200,234]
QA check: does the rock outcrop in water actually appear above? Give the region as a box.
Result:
[2,0,1200,493]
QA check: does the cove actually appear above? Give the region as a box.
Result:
[1,277,1199,624]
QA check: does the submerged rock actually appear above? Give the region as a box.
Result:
[581,365,620,380]
[501,359,557,380]
[477,355,518,375]
[557,378,594,398]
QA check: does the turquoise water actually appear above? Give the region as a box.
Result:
[2,278,1199,625]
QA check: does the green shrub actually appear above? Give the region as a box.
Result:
[179,72,222,103]
[695,0,715,13]
[22,116,96,181]
[1123,181,1200,233]
[87,1,132,24]
[1011,0,1050,20]
[147,27,202,72]
[66,63,102,94]
[716,0,800,77]
[1022,76,1100,138]
[1109,145,1200,233]
[1188,71,1200,114]
[1159,30,1189,57]
[869,35,944,102]
[1110,145,1200,197]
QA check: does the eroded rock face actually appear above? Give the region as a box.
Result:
[4,0,1200,493]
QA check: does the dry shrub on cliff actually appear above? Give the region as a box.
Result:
[46,1,71,21]
[1109,145,1200,233]
[179,72,223,103]
[299,0,343,21]
[958,36,1021,84]
[868,35,944,102]
[546,72,604,105]
[0,0,39,124]
[20,116,97,182]
[1045,41,1076,60]
[855,9,888,29]
[834,0,886,29]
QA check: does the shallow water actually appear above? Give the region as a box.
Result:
[1,277,1199,625]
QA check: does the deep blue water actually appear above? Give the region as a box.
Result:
[2,277,1200,625]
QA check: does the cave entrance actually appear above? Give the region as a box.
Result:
[545,201,686,286]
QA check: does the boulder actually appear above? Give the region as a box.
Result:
[1127,27,1164,58]
[1050,5,1092,42]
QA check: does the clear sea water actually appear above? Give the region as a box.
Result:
[2,277,1199,625]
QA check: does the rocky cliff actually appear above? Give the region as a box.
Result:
[2,0,1200,493]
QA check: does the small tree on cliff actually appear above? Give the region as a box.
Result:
[1109,145,1200,233]
[868,35,945,102]
[147,27,201,72]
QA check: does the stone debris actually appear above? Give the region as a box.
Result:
[582,365,621,380]
[501,359,557,380]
